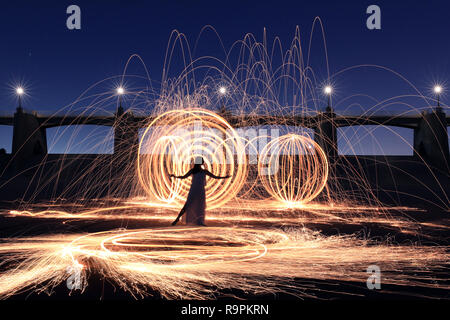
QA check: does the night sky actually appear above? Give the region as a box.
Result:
[0,0,449,154]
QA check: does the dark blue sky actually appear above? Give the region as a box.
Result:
[0,0,448,154]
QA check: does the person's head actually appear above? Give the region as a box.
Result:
[193,156,204,168]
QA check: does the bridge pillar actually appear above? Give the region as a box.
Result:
[413,108,449,171]
[219,104,232,121]
[113,107,140,186]
[12,107,47,169]
[314,107,338,162]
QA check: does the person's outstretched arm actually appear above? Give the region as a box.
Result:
[169,169,193,179]
[204,170,231,179]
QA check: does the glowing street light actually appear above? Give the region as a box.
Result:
[434,85,442,107]
[16,87,24,109]
[116,86,125,114]
[323,85,333,109]
[324,86,332,95]
[218,86,227,95]
[218,86,229,116]
[116,86,125,95]
[16,87,24,95]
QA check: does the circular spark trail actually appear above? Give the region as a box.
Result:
[137,109,248,209]
[94,227,286,266]
[258,134,328,206]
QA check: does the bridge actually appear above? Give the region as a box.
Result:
[0,105,449,171]
[1,109,449,128]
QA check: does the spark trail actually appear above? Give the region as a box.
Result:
[0,224,448,299]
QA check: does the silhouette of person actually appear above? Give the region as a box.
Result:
[169,157,230,226]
